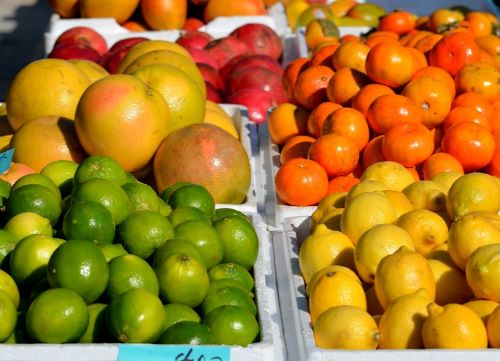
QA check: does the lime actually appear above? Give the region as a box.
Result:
[4,310,28,344]
[9,234,64,291]
[47,239,109,304]
[78,303,109,343]
[3,212,53,242]
[107,254,159,301]
[155,254,209,307]
[152,238,206,269]
[62,200,115,246]
[0,229,17,267]
[121,182,160,212]
[208,279,254,298]
[125,172,138,183]
[0,269,20,309]
[0,290,17,342]
[158,197,172,217]
[163,303,201,331]
[26,288,89,343]
[40,159,78,198]
[204,305,259,346]
[107,288,166,343]
[208,262,255,291]
[168,206,210,227]
[213,215,259,270]
[6,184,62,226]
[159,321,215,345]
[99,243,128,262]
[74,155,128,186]
[213,208,250,223]
[174,220,224,269]
[71,178,132,225]
[11,173,61,201]
[0,178,11,207]
[201,285,257,318]
[27,278,50,306]
[160,181,193,203]
[117,210,174,259]
[168,184,215,218]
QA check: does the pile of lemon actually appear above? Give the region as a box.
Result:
[299,160,500,349]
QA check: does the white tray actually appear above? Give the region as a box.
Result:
[274,215,500,361]
[0,214,286,361]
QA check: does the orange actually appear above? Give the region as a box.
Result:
[428,8,464,33]
[203,0,266,23]
[141,0,186,30]
[321,107,369,151]
[452,92,494,124]
[327,176,360,195]
[309,133,360,178]
[293,65,335,110]
[378,10,416,35]
[442,106,491,132]
[351,83,394,117]
[279,135,315,165]
[421,152,464,180]
[326,67,370,106]
[464,11,493,38]
[365,42,414,88]
[306,101,342,138]
[79,0,140,24]
[410,66,456,99]
[268,102,309,145]
[455,62,500,102]
[361,135,386,169]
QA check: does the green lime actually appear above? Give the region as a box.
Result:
[155,254,209,307]
[158,197,172,217]
[99,243,128,262]
[27,278,50,306]
[213,208,250,223]
[152,238,206,269]
[26,288,89,343]
[0,178,11,207]
[208,279,254,298]
[9,234,64,291]
[40,159,78,198]
[124,172,138,183]
[168,184,215,218]
[60,194,72,214]
[208,262,255,291]
[78,303,109,343]
[121,182,160,212]
[71,178,132,225]
[200,285,257,318]
[4,310,28,344]
[204,305,259,346]
[159,321,215,345]
[62,200,115,246]
[107,288,166,343]
[0,229,17,267]
[11,173,61,201]
[0,269,20,309]
[74,155,128,186]
[117,210,174,259]
[168,206,211,227]
[6,184,62,226]
[163,303,201,331]
[160,182,193,203]
[174,220,223,269]
[3,212,53,242]
[0,289,17,342]
[213,215,259,270]
[107,254,159,301]
[47,240,109,304]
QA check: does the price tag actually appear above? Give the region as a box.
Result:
[118,344,230,361]
[0,148,14,174]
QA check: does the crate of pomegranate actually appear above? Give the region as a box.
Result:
[262,0,500,229]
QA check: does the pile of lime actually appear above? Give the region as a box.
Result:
[0,156,260,346]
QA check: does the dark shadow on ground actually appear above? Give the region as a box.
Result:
[0,0,52,100]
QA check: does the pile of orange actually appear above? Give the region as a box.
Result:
[271,6,500,206]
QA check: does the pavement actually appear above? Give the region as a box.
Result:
[0,0,53,101]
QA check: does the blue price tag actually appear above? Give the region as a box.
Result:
[0,148,14,175]
[118,344,230,361]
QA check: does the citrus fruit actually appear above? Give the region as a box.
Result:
[344,180,387,207]
[71,178,132,225]
[313,305,379,349]
[0,230,17,267]
[155,254,209,307]
[213,215,259,270]
[158,181,192,203]
[0,178,11,206]
[152,238,206,269]
[47,239,109,304]
[487,305,500,347]
[41,159,78,197]
[360,161,415,192]
[117,210,174,259]
[464,299,499,326]
[2,212,52,242]
[6,184,62,226]
[177,219,224,267]
[201,285,257,318]
[402,180,448,212]
[213,208,250,223]
[99,243,128,262]
[204,305,259,346]
[208,279,254,299]
[168,206,211,227]
[466,243,500,302]
[121,181,160,212]
[163,303,201,331]
[0,269,20,309]
[73,155,129,186]
[62,200,115,246]
[26,288,89,343]
[168,183,215,219]
[157,198,172,217]
[203,109,239,139]
[305,265,359,298]
[431,171,463,191]
[9,234,64,291]
[0,290,17,342]
[208,262,254,292]
[11,173,61,201]
[70,59,109,83]
[106,288,166,343]
[159,321,215,345]
[106,254,159,301]
[78,303,109,343]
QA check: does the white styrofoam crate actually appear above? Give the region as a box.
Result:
[0,214,286,361]
[275,215,500,361]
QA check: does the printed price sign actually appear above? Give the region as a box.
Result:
[118,344,230,361]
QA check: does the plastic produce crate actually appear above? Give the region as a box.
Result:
[0,214,286,361]
[272,215,500,361]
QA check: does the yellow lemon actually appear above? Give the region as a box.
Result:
[487,304,500,347]
[205,100,227,115]
[422,302,488,348]
[305,264,359,297]
[402,180,448,212]
[466,210,500,229]
[365,285,384,317]
[378,288,431,349]
[382,190,413,218]
[313,305,379,349]
[298,224,354,284]
[203,109,239,139]
[310,192,347,230]
[466,243,500,302]
[464,299,499,326]
[375,246,436,309]
[395,208,449,256]
[430,171,462,192]
[344,179,387,207]
[360,161,415,192]
[314,208,344,232]
[354,224,415,284]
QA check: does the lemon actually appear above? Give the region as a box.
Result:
[466,243,500,302]
[431,171,463,192]
[344,179,387,207]
[203,109,239,139]
[402,180,448,212]
[487,305,500,347]
[464,299,499,326]
[305,264,359,297]
[314,208,344,232]
[360,161,415,192]
[382,190,413,218]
